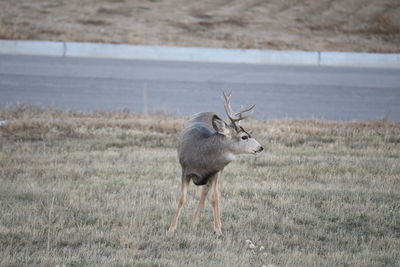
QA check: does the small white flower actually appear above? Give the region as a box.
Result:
[248,243,256,249]
[259,245,265,251]
[245,240,252,245]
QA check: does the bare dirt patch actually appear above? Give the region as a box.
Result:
[0,0,399,52]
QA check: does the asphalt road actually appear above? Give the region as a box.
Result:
[1,54,399,121]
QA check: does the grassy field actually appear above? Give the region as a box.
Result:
[1,0,399,53]
[0,104,399,266]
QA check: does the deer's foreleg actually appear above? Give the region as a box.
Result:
[168,176,190,234]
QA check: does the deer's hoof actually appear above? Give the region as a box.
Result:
[214,230,223,237]
[166,229,175,237]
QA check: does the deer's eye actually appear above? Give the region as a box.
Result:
[241,135,248,140]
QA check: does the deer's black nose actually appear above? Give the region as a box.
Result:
[259,146,264,151]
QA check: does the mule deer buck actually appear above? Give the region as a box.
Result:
[167,91,263,236]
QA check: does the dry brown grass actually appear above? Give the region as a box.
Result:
[0,104,399,266]
[0,0,399,52]
[0,19,35,40]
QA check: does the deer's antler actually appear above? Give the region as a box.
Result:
[222,90,255,127]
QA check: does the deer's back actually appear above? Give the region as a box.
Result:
[178,112,231,185]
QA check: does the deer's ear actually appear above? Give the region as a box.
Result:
[212,115,230,136]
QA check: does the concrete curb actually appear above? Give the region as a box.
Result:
[1,39,399,68]
[0,40,64,56]
[320,51,400,68]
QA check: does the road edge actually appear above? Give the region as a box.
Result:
[0,39,399,68]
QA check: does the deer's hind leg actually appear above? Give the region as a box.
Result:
[192,182,210,227]
[210,172,222,236]
[168,175,190,235]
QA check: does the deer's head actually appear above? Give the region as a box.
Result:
[211,91,264,155]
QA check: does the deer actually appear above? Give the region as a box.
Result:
[167,91,264,236]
